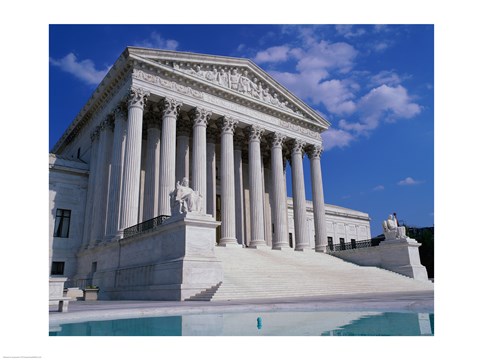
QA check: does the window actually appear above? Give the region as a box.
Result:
[51,261,65,275]
[54,209,71,238]
[328,236,333,251]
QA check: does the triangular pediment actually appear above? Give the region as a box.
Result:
[126,47,330,130]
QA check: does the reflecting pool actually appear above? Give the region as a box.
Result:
[49,311,433,336]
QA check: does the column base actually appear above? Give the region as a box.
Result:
[218,238,241,247]
[294,246,313,252]
[315,245,328,253]
[272,244,293,251]
[249,240,267,249]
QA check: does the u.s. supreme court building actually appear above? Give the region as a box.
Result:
[49,47,373,300]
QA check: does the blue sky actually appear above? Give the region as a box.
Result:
[49,24,434,236]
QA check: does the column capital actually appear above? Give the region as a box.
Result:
[289,138,306,155]
[306,143,324,160]
[268,132,286,148]
[189,107,212,127]
[128,87,150,109]
[246,124,264,142]
[218,116,238,135]
[160,97,183,117]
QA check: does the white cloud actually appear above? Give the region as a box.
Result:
[296,40,357,74]
[335,25,367,38]
[372,41,391,52]
[268,40,358,108]
[339,84,421,135]
[315,79,356,114]
[254,45,292,63]
[322,127,355,150]
[50,53,110,85]
[397,177,422,186]
[373,185,385,191]
[134,32,179,50]
[369,70,402,87]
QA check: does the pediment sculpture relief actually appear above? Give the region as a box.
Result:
[167,62,305,117]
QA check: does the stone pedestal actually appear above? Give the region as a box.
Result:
[49,277,67,306]
[379,237,429,281]
[86,212,223,301]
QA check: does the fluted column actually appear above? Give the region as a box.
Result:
[247,125,266,248]
[289,138,310,251]
[206,125,218,217]
[234,133,245,246]
[81,128,100,248]
[105,103,128,240]
[119,87,149,232]
[269,132,290,249]
[90,116,114,245]
[158,97,182,216]
[218,116,239,246]
[190,108,211,213]
[307,143,328,252]
[142,107,161,220]
[176,113,191,184]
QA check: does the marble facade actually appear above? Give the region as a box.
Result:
[49,48,372,298]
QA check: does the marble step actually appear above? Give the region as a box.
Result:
[204,246,433,301]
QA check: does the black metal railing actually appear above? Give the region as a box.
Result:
[329,238,383,252]
[123,215,170,239]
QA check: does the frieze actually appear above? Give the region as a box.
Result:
[133,68,203,99]
[279,119,321,140]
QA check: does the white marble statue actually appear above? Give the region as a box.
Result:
[172,178,203,214]
[382,214,407,240]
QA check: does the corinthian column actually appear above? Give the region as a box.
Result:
[218,116,239,246]
[105,103,127,240]
[158,97,182,216]
[269,132,290,249]
[119,87,149,232]
[190,108,211,213]
[90,116,114,246]
[247,125,266,248]
[234,133,245,246]
[142,106,161,220]
[307,143,328,252]
[176,113,191,183]
[82,128,100,248]
[289,138,310,251]
[206,125,218,217]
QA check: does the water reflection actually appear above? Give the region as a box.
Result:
[50,311,433,336]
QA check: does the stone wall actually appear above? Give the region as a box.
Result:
[75,213,222,300]
[330,238,430,282]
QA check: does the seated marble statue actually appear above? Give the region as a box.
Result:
[382,214,406,240]
[172,178,203,214]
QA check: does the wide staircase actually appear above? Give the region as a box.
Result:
[187,246,434,301]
